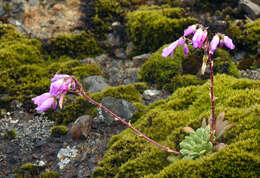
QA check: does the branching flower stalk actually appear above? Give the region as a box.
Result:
[162,24,235,140]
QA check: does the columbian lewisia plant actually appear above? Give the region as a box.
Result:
[32,24,234,159]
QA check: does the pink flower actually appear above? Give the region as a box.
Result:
[210,35,220,54]
[183,44,189,56]
[50,75,75,97]
[192,28,205,48]
[184,25,197,37]
[162,37,188,58]
[223,36,235,50]
[32,93,56,113]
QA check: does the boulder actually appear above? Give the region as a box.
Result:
[95,96,137,126]
[82,75,109,93]
[239,0,260,19]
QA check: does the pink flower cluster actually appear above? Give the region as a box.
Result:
[162,24,235,58]
[32,74,75,113]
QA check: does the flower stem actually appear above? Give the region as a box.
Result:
[208,56,215,132]
[71,77,180,155]
[206,38,216,134]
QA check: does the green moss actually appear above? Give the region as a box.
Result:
[93,74,260,177]
[163,74,205,92]
[14,163,39,177]
[0,58,102,109]
[50,125,68,137]
[126,5,197,54]
[40,171,60,178]
[4,129,16,140]
[213,48,240,77]
[138,45,185,87]
[47,31,102,59]
[243,18,260,53]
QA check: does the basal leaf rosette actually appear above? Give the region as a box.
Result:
[180,125,212,159]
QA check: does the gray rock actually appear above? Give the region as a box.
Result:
[114,48,128,59]
[71,115,92,139]
[0,5,6,16]
[83,75,109,93]
[144,90,161,97]
[105,33,121,47]
[96,96,137,126]
[132,53,151,66]
[126,42,135,56]
[28,0,40,6]
[240,0,260,19]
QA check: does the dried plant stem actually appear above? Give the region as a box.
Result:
[72,77,180,155]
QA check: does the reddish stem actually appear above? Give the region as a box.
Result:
[71,77,180,155]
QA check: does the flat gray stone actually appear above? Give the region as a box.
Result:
[83,75,109,93]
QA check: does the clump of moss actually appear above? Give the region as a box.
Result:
[138,45,185,87]
[47,31,102,59]
[213,48,240,77]
[164,74,205,93]
[93,74,260,177]
[40,171,60,178]
[126,5,197,54]
[50,125,68,137]
[243,18,260,53]
[0,58,102,109]
[14,163,40,177]
[4,129,16,140]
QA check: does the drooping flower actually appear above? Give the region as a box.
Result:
[183,44,189,56]
[32,93,56,113]
[198,30,207,48]
[223,36,235,50]
[184,24,197,37]
[210,35,220,54]
[50,75,75,97]
[192,28,205,48]
[162,37,187,58]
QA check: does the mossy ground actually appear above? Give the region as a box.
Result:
[126,5,197,54]
[0,22,103,109]
[93,74,260,177]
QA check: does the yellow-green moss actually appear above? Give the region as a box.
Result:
[0,58,102,109]
[14,163,39,178]
[243,18,260,52]
[138,45,185,87]
[50,125,68,137]
[163,74,205,92]
[93,74,260,177]
[126,5,197,54]
[40,171,60,178]
[213,48,240,77]
[47,31,102,59]
[4,129,16,140]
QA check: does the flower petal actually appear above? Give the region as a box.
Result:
[184,25,196,37]
[36,97,55,113]
[161,40,179,58]
[210,35,220,54]
[223,36,235,50]
[32,93,52,105]
[183,44,189,56]
[192,28,203,48]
